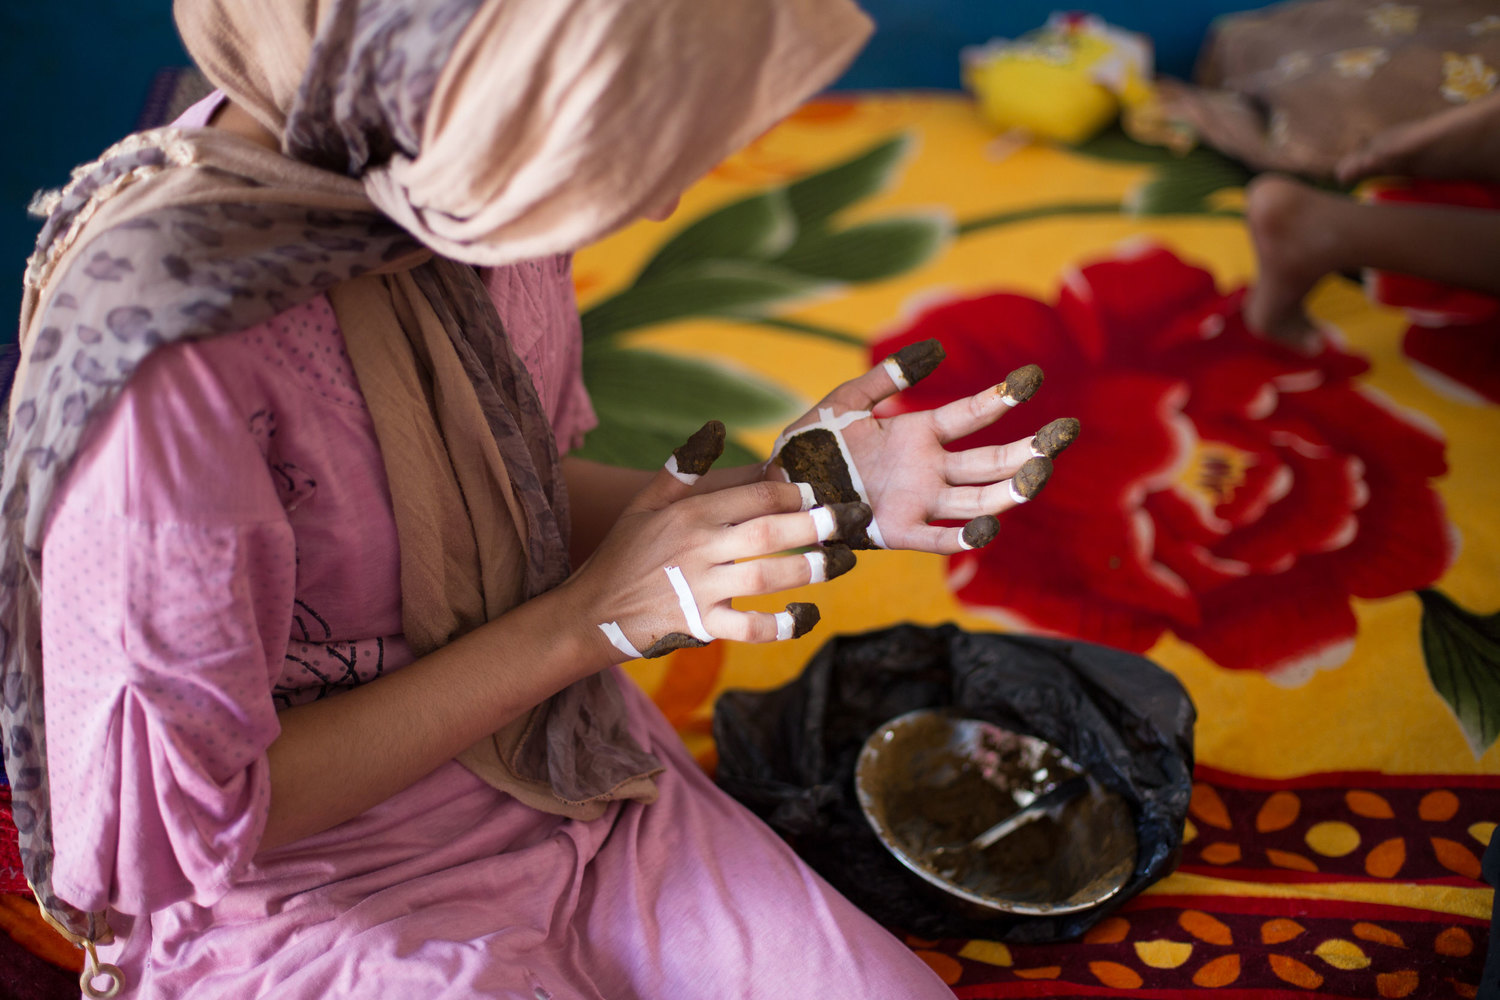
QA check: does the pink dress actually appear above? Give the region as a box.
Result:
[38,94,950,1000]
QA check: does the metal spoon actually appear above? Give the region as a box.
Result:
[933,776,1090,858]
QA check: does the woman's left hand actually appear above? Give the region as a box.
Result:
[766,339,1077,555]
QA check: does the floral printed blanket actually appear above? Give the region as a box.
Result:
[575,93,1498,998]
[3,92,1495,998]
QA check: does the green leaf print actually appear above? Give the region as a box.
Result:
[1417,589,1500,757]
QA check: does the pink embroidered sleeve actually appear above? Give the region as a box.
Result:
[40,345,296,916]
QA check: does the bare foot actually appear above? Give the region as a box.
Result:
[1245,174,1341,348]
[1337,92,1500,186]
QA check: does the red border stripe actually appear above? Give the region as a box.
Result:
[954,984,1392,999]
[1122,892,1491,925]
[1193,765,1500,791]
[1175,864,1483,887]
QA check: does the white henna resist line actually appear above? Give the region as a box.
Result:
[882,356,910,391]
[775,612,796,640]
[598,621,643,659]
[664,565,714,643]
[664,454,700,485]
[795,481,816,510]
[805,550,826,584]
[811,505,837,542]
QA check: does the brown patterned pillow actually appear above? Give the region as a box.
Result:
[1158,0,1500,177]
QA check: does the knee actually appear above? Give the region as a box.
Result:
[1246,173,1315,245]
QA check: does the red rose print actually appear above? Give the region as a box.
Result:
[872,244,1455,682]
[1403,316,1500,406]
[1360,179,1500,405]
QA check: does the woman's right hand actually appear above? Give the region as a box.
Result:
[569,422,867,661]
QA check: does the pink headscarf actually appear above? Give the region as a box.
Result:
[177,0,874,264]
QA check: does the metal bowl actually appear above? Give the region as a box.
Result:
[854,708,1137,918]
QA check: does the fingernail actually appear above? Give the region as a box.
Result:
[887,339,946,389]
[669,420,726,482]
[958,515,999,550]
[1009,455,1053,502]
[795,481,817,511]
[777,602,820,639]
[998,364,1044,406]
[1030,417,1080,458]
[827,501,873,541]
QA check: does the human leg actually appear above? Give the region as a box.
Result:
[574,677,954,1000]
[1245,173,1500,344]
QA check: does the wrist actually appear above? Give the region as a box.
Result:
[547,572,629,672]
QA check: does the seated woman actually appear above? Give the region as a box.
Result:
[3,0,1068,996]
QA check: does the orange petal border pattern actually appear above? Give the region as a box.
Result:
[928,895,1488,997]
[1180,767,1497,885]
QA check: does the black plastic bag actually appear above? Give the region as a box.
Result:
[713,623,1196,942]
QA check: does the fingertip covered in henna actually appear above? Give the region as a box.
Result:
[824,543,856,581]
[1030,417,1080,458]
[958,515,999,551]
[812,501,872,543]
[887,338,946,389]
[786,601,820,639]
[639,632,709,659]
[670,420,727,478]
[830,500,873,540]
[998,363,1044,405]
[1010,455,1053,501]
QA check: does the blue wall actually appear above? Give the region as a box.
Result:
[0,1,1260,334]
[839,0,1256,90]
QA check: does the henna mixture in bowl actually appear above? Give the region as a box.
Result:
[855,708,1137,917]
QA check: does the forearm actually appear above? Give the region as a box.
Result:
[261,575,612,851]
[562,455,763,565]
